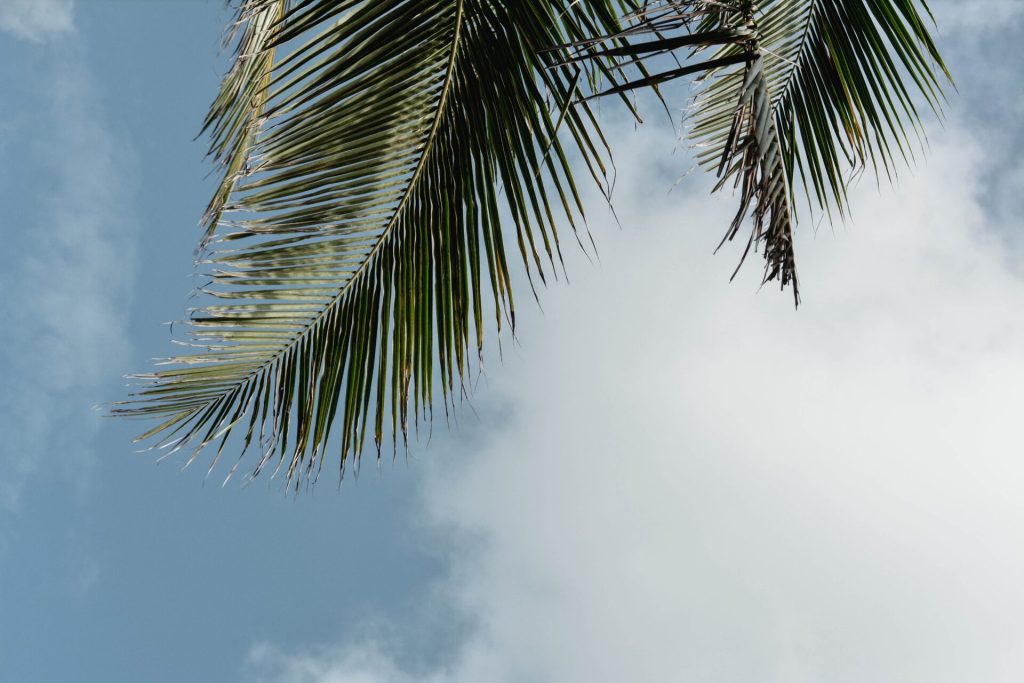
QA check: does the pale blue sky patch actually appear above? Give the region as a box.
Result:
[0,0,74,44]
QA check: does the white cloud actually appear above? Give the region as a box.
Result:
[0,0,74,43]
[244,3,1024,677]
[0,49,137,512]
[245,106,1024,682]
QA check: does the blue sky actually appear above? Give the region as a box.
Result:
[1,2,1023,682]
[0,3,444,681]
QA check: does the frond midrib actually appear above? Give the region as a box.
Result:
[765,0,818,118]
[201,0,287,249]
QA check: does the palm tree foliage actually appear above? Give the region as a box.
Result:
[115,0,638,483]
[115,0,950,485]
[562,0,949,301]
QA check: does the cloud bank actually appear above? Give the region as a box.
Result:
[245,108,1024,681]
[240,3,1024,678]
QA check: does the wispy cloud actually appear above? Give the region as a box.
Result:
[0,0,74,43]
[0,42,137,513]
[934,0,1023,33]
[247,643,432,683]
[933,0,1024,255]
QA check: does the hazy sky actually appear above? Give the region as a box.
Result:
[1,2,1022,682]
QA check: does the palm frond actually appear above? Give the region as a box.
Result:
[115,0,637,485]
[564,0,951,303]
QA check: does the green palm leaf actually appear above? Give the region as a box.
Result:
[565,0,951,303]
[115,0,637,484]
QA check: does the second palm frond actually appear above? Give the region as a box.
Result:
[561,0,951,302]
